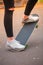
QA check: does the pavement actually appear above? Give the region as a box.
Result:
[0,4,43,65]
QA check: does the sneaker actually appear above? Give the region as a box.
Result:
[6,39,25,51]
[22,14,39,23]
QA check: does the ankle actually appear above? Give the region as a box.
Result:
[23,15,29,20]
[7,37,14,42]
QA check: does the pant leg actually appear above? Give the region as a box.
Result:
[3,0,14,10]
[3,0,14,37]
[24,0,38,16]
[4,10,14,37]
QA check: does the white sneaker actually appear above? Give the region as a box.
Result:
[22,14,39,23]
[29,14,39,21]
[6,39,25,51]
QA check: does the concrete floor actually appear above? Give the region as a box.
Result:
[0,4,43,65]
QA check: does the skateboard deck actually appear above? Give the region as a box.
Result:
[15,21,38,45]
[15,14,39,45]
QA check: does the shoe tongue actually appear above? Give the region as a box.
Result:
[14,40,19,43]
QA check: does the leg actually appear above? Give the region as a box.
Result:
[22,0,39,23]
[4,10,13,37]
[3,0,25,50]
[24,0,38,20]
[24,0,38,15]
[3,0,14,41]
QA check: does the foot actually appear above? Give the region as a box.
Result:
[6,39,25,51]
[22,14,39,23]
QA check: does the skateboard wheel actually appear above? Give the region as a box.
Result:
[36,25,38,28]
[25,44,29,49]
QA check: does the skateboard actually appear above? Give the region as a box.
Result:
[16,14,39,45]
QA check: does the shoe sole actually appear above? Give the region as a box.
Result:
[6,45,25,52]
[22,19,39,24]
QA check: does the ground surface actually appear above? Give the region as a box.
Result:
[0,4,43,65]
